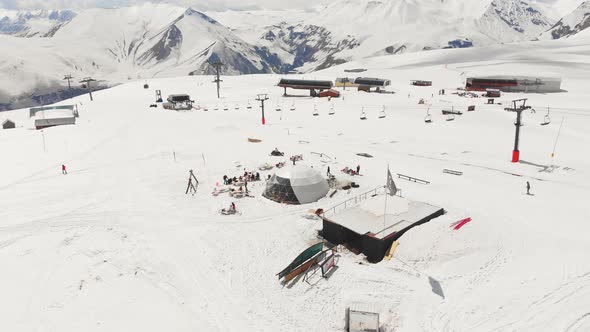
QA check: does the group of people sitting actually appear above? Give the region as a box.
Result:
[271,148,285,156]
[223,171,261,185]
[341,165,361,176]
[289,154,304,165]
[222,202,237,215]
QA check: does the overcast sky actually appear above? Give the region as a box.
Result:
[0,0,578,11]
[0,0,335,10]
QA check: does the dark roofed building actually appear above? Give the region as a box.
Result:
[278,79,333,97]
[354,77,391,87]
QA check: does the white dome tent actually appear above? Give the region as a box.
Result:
[263,165,329,205]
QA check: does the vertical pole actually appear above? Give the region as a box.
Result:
[551,117,565,158]
[261,99,265,125]
[41,130,47,152]
[512,109,522,162]
[383,165,388,231]
[216,66,220,99]
[88,81,94,101]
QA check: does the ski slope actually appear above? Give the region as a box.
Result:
[1,37,590,331]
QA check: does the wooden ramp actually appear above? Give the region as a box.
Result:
[384,241,399,261]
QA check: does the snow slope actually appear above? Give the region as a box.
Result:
[1,35,590,331]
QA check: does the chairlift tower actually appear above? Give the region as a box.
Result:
[63,74,73,96]
[211,61,223,99]
[505,98,532,163]
[79,77,97,101]
[256,94,269,125]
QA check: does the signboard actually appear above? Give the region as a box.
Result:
[277,242,323,279]
[320,253,335,276]
[349,309,379,332]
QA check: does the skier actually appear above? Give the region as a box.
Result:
[230,202,236,212]
[223,175,228,185]
[356,165,360,175]
[245,180,248,194]
[327,166,331,176]
[526,181,531,195]
[62,164,67,175]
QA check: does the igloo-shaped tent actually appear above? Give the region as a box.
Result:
[263,165,329,205]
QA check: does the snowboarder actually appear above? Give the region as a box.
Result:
[356,165,360,175]
[526,181,531,195]
[62,164,67,175]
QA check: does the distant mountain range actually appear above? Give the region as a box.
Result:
[0,0,589,110]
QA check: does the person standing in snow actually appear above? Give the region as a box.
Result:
[62,164,67,175]
[327,166,331,176]
[356,165,360,175]
[526,181,531,195]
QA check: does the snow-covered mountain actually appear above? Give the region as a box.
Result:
[0,9,76,37]
[0,4,285,111]
[0,0,568,111]
[213,0,554,73]
[541,1,590,39]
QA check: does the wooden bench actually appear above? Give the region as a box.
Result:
[443,169,463,176]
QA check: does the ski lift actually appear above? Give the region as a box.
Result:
[360,108,367,120]
[313,105,319,116]
[247,101,252,110]
[378,106,386,119]
[328,104,335,115]
[424,108,433,123]
[541,108,551,126]
[290,102,296,111]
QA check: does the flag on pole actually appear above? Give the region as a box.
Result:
[387,168,397,196]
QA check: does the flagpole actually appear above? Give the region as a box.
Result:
[384,164,388,232]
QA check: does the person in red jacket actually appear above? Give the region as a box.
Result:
[62,164,67,175]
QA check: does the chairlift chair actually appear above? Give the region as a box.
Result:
[446,113,455,121]
[313,105,319,116]
[378,106,386,119]
[360,108,367,120]
[541,108,551,126]
[290,102,296,111]
[223,104,229,111]
[276,104,282,112]
[214,105,219,111]
[424,108,433,123]
[235,104,240,110]
[328,104,335,115]
[247,102,252,110]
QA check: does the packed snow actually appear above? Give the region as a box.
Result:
[1,34,590,331]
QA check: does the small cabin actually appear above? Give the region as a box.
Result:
[2,119,15,129]
[163,94,194,110]
[485,89,501,98]
[411,80,432,86]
